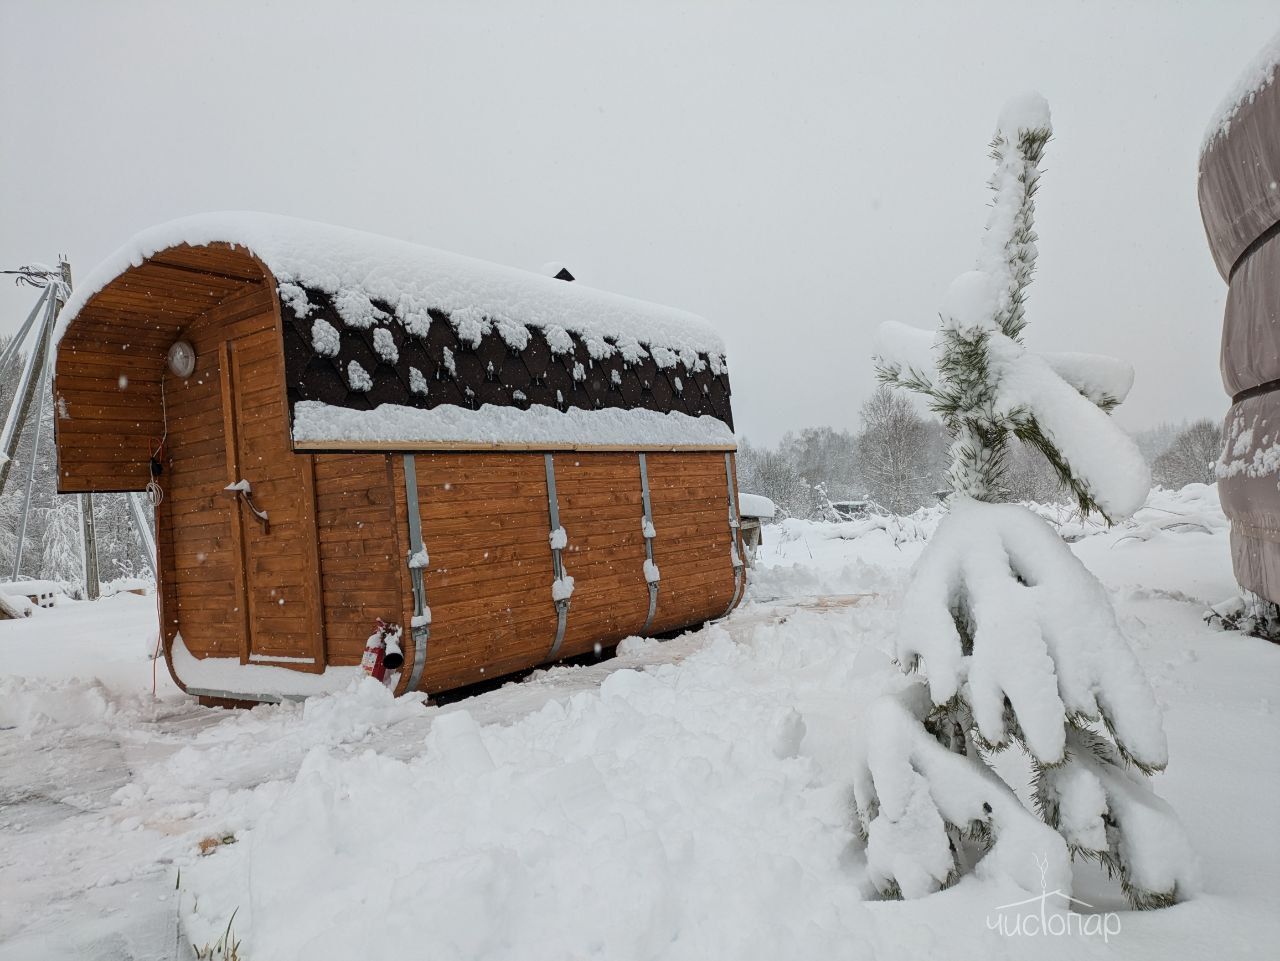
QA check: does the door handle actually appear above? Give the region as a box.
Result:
[225,479,270,534]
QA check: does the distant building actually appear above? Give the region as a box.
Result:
[828,499,886,521]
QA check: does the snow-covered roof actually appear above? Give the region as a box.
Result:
[0,592,33,619]
[293,402,735,450]
[57,212,736,452]
[278,269,735,446]
[1202,29,1280,156]
[57,212,726,360]
[0,579,63,597]
[738,493,776,519]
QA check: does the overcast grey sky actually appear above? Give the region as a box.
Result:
[2,1,1275,445]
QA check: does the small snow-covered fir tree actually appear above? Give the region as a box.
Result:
[853,93,1195,909]
[39,496,85,591]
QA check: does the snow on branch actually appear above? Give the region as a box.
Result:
[896,500,1169,772]
[979,92,1051,343]
[873,322,936,394]
[1036,727,1198,909]
[851,687,1072,900]
[873,235,1149,521]
[1039,351,1134,410]
[991,339,1150,520]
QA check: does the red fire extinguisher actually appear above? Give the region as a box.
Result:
[362,618,405,683]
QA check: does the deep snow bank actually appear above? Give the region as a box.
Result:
[1,486,1277,961]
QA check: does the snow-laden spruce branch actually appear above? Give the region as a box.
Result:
[873,95,1146,522]
[852,93,1195,910]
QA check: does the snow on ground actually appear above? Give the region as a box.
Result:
[1,486,1277,960]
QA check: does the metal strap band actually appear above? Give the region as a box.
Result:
[545,453,570,658]
[638,452,659,633]
[403,454,430,692]
[1231,373,1280,407]
[722,452,745,617]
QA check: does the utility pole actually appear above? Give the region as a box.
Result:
[1,256,109,599]
[55,259,101,600]
[126,491,157,577]
[79,493,100,600]
[10,366,48,580]
[0,281,57,495]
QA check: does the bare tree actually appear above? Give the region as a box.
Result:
[855,386,933,514]
[1003,440,1067,503]
[735,441,818,519]
[1132,421,1184,465]
[1151,419,1221,489]
[778,427,859,499]
[39,496,83,588]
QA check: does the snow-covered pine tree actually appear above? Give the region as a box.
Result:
[39,495,85,592]
[854,93,1195,909]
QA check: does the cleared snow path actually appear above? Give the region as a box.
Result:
[1,485,1278,960]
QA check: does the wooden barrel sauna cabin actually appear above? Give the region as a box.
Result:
[53,213,744,703]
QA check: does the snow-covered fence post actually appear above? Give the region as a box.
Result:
[857,93,1195,909]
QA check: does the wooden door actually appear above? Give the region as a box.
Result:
[161,333,246,662]
[223,327,325,670]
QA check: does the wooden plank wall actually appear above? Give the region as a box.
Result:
[645,451,738,633]
[158,285,278,663]
[225,325,324,669]
[551,452,650,655]
[55,243,269,494]
[159,440,740,692]
[160,380,738,692]
[392,453,558,693]
[54,344,164,492]
[159,318,241,660]
[313,454,405,665]
[376,449,741,695]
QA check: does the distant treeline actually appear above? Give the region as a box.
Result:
[737,387,1223,520]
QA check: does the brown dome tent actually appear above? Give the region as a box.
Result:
[1199,36,1280,602]
[53,214,744,703]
